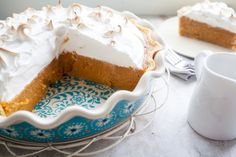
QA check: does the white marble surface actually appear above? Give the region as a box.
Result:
[1,17,236,157]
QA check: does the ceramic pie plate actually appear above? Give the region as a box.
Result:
[0,13,166,144]
[158,17,234,58]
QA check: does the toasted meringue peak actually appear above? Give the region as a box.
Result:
[98,6,113,17]
[71,3,82,13]
[104,30,114,38]
[0,34,9,42]
[46,20,54,30]
[44,5,54,14]
[77,22,87,29]
[63,36,69,44]
[104,25,122,38]
[10,26,15,31]
[116,25,122,33]
[96,5,102,9]
[68,3,82,17]
[71,16,80,25]
[0,56,7,67]
[5,25,16,34]
[31,15,38,19]
[89,11,102,21]
[0,48,18,55]
[27,17,36,24]
[123,17,129,24]
[109,40,116,47]
[106,10,113,17]
[17,24,31,40]
[0,34,9,44]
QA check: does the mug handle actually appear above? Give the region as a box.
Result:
[195,51,212,80]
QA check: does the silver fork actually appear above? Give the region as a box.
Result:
[165,49,195,71]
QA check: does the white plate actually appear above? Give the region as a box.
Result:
[158,17,234,58]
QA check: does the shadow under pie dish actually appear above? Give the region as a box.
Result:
[0,3,165,143]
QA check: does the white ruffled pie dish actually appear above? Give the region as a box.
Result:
[0,13,166,143]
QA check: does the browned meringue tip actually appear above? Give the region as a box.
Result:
[70,3,82,15]
[17,24,31,40]
[104,8,113,17]
[0,35,9,43]
[27,17,36,24]
[89,11,102,21]
[0,48,18,66]
[109,40,116,46]
[104,30,114,38]
[0,48,18,55]
[96,5,102,9]
[104,25,122,38]
[31,15,38,20]
[116,25,122,33]
[10,26,16,31]
[0,56,7,67]
[71,16,81,25]
[71,3,82,11]
[97,6,113,17]
[46,20,54,30]
[77,22,87,29]
[44,5,54,14]
[123,17,129,24]
[63,36,70,44]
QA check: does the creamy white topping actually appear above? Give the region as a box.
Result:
[0,4,150,101]
[178,1,236,33]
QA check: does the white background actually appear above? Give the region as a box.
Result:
[0,0,235,19]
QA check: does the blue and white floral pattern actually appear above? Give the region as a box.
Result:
[2,127,19,138]
[0,76,149,143]
[91,112,116,131]
[24,128,55,142]
[58,121,88,140]
[64,124,83,136]
[32,76,115,118]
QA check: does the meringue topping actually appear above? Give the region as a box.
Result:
[0,3,160,102]
[178,1,236,33]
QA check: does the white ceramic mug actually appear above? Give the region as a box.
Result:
[188,52,236,140]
